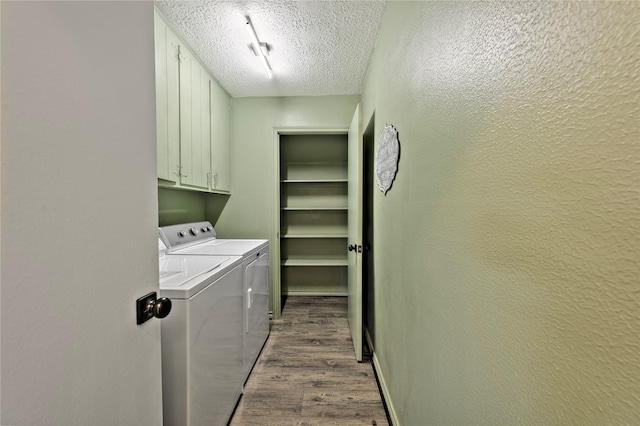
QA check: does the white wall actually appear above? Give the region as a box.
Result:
[1,2,162,424]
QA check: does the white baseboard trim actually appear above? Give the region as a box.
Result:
[372,352,400,426]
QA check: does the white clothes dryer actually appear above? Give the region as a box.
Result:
[159,222,269,384]
[158,238,244,426]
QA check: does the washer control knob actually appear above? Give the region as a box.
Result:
[201,226,208,232]
[189,227,199,236]
[207,226,213,232]
[178,230,187,237]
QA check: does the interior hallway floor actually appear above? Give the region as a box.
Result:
[230,296,389,426]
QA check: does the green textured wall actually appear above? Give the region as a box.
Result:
[216,96,359,312]
[362,2,639,425]
[158,188,229,227]
[158,188,205,227]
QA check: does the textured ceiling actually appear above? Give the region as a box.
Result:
[155,0,387,98]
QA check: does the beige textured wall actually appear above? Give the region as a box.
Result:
[361,2,639,424]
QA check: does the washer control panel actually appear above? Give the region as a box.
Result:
[159,221,216,251]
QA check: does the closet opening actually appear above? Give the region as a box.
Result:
[273,129,349,318]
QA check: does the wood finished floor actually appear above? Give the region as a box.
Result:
[229,296,389,426]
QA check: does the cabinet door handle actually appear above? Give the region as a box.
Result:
[174,44,183,63]
[173,165,186,178]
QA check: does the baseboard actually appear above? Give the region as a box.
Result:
[284,291,348,297]
[372,352,400,426]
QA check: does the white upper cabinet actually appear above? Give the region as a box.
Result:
[154,9,230,194]
[179,48,211,189]
[210,80,231,192]
[154,10,180,183]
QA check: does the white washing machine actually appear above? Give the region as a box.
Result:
[158,238,244,426]
[159,222,269,384]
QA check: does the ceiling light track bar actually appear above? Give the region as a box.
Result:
[245,16,272,79]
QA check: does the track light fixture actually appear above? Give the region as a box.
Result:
[245,16,272,79]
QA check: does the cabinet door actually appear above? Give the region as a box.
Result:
[210,80,231,192]
[179,49,211,189]
[154,11,180,182]
[200,70,212,189]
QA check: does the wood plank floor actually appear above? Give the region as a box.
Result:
[229,296,389,426]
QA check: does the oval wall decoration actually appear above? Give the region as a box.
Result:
[375,124,400,195]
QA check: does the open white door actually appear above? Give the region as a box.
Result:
[1,2,163,424]
[347,104,364,361]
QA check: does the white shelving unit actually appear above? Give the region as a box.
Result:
[279,134,349,296]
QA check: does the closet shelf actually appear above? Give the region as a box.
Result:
[281,258,348,267]
[281,207,347,211]
[281,179,348,183]
[281,161,347,165]
[281,233,348,239]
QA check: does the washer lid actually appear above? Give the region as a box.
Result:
[159,255,243,299]
[158,238,168,257]
[159,255,229,289]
